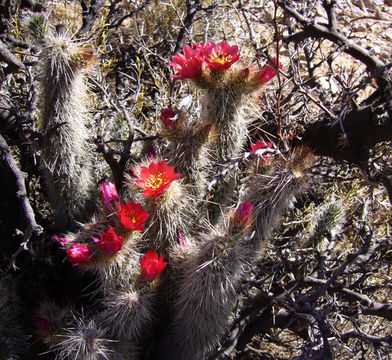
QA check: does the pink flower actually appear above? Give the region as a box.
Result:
[161,108,179,130]
[136,160,181,199]
[117,200,150,231]
[233,202,254,226]
[177,231,187,248]
[93,227,124,255]
[170,45,204,79]
[205,41,240,71]
[66,244,91,266]
[52,235,70,246]
[192,41,215,57]
[99,182,120,210]
[140,249,167,281]
[256,58,282,83]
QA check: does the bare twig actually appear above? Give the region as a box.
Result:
[0,39,25,75]
[0,134,42,270]
[78,0,107,36]
[279,0,384,72]
[273,0,283,139]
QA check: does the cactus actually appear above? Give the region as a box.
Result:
[37,27,96,230]
[0,275,31,359]
[302,201,345,250]
[36,40,314,360]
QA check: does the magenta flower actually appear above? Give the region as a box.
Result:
[140,249,167,282]
[170,45,204,79]
[192,41,215,57]
[233,202,254,227]
[93,227,124,255]
[177,231,187,248]
[66,244,91,266]
[161,107,179,130]
[205,41,240,71]
[99,182,120,210]
[256,58,282,83]
[146,144,157,159]
[52,235,70,246]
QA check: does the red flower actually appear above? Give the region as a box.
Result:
[250,141,273,152]
[117,200,150,231]
[170,44,204,79]
[233,202,254,226]
[205,41,240,71]
[161,107,179,130]
[93,227,124,255]
[136,161,181,199]
[251,141,273,162]
[256,58,282,83]
[99,182,120,210]
[140,249,167,281]
[66,244,91,266]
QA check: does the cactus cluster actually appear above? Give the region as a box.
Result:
[35,37,314,359]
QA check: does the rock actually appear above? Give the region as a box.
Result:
[319,77,330,91]
[263,9,273,23]
[369,44,381,56]
[353,22,367,31]
[384,29,392,40]
[329,77,339,95]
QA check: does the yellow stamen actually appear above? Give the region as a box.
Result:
[211,52,232,65]
[146,174,165,190]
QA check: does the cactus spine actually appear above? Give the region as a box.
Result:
[38,29,96,230]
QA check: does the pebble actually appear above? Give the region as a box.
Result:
[353,22,367,31]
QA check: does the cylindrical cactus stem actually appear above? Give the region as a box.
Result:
[126,158,197,252]
[100,280,159,342]
[157,210,254,360]
[52,315,114,360]
[241,146,314,251]
[301,201,345,250]
[163,119,213,198]
[99,249,167,349]
[202,85,251,162]
[38,29,96,230]
[0,276,31,359]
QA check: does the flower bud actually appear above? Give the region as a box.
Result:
[66,244,91,266]
[99,181,120,210]
[233,202,254,227]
